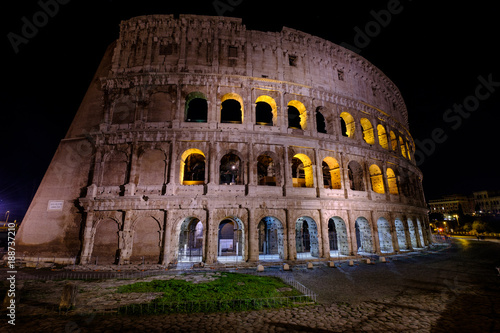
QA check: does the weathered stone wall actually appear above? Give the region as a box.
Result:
[16,15,429,265]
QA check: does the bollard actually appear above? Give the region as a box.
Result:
[257,264,264,272]
[348,260,354,266]
[380,257,386,263]
[283,263,290,271]
[59,283,78,312]
[328,261,335,268]
[307,262,313,269]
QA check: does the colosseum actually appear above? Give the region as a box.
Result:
[17,14,430,266]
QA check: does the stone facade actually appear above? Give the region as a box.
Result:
[16,14,430,265]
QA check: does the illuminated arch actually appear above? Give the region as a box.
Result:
[322,157,341,189]
[180,148,206,185]
[292,153,314,188]
[360,118,375,145]
[377,124,389,149]
[399,136,407,158]
[221,93,244,123]
[390,131,397,151]
[369,164,385,194]
[340,112,355,138]
[386,168,399,195]
[255,95,277,125]
[287,100,307,130]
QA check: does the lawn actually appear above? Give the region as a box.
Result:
[116,272,309,314]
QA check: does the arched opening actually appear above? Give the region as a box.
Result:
[377,218,393,253]
[292,154,314,188]
[92,219,120,265]
[322,157,341,189]
[131,217,162,264]
[180,149,206,185]
[369,164,385,194]
[221,93,244,124]
[348,160,364,191]
[218,217,244,263]
[377,124,389,149]
[416,219,425,247]
[407,219,418,248]
[390,131,397,151]
[360,118,375,145]
[295,217,319,259]
[178,217,204,262]
[386,168,399,195]
[219,153,243,185]
[406,140,412,161]
[399,136,407,158]
[316,108,327,134]
[258,217,285,261]
[185,92,208,122]
[355,217,373,254]
[328,217,349,256]
[287,100,307,129]
[340,112,355,138]
[395,218,408,250]
[257,154,277,186]
[255,96,276,126]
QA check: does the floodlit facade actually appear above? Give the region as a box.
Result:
[17,14,430,265]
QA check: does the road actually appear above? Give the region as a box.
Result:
[1,239,499,332]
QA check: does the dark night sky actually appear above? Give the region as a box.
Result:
[1,0,499,222]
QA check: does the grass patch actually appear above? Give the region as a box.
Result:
[116,273,310,314]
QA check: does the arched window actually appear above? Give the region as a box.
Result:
[221,93,244,123]
[360,118,374,145]
[220,153,243,185]
[180,149,205,185]
[316,108,327,134]
[377,124,389,149]
[348,160,364,191]
[369,164,385,194]
[292,154,314,188]
[399,136,407,158]
[255,96,276,126]
[287,100,307,130]
[340,112,355,138]
[322,157,341,189]
[386,168,399,195]
[102,151,128,186]
[185,92,208,122]
[390,131,397,151]
[257,154,277,186]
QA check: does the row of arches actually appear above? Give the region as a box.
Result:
[182,91,413,160]
[84,212,429,265]
[99,146,422,198]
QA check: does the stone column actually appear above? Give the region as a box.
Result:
[286,209,296,260]
[370,211,380,254]
[320,210,330,259]
[80,211,95,265]
[247,208,259,262]
[119,211,135,264]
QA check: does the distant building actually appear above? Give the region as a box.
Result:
[473,191,500,214]
[428,194,473,215]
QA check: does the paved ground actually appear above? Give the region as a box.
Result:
[1,239,500,332]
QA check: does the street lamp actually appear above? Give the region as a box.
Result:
[453,214,460,226]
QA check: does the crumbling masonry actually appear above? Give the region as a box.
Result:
[16,14,430,265]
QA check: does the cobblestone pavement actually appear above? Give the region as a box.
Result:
[2,239,500,332]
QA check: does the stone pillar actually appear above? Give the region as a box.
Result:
[320,210,330,258]
[347,210,357,256]
[80,211,95,265]
[161,210,171,265]
[205,210,218,264]
[247,208,259,262]
[388,212,400,253]
[402,214,413,251]
[119,211,135,264]
[370,211,381,254]
[286,209,296,260]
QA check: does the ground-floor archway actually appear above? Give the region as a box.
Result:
[258,216,285,261]
[178,217,204,262]
[407,219,418,248]
[395,218,408,250]
[217,217,244,263]
[377,217,393,253]
[328,217,350,257]
[295,217,319,259]
[355,217,374,254]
